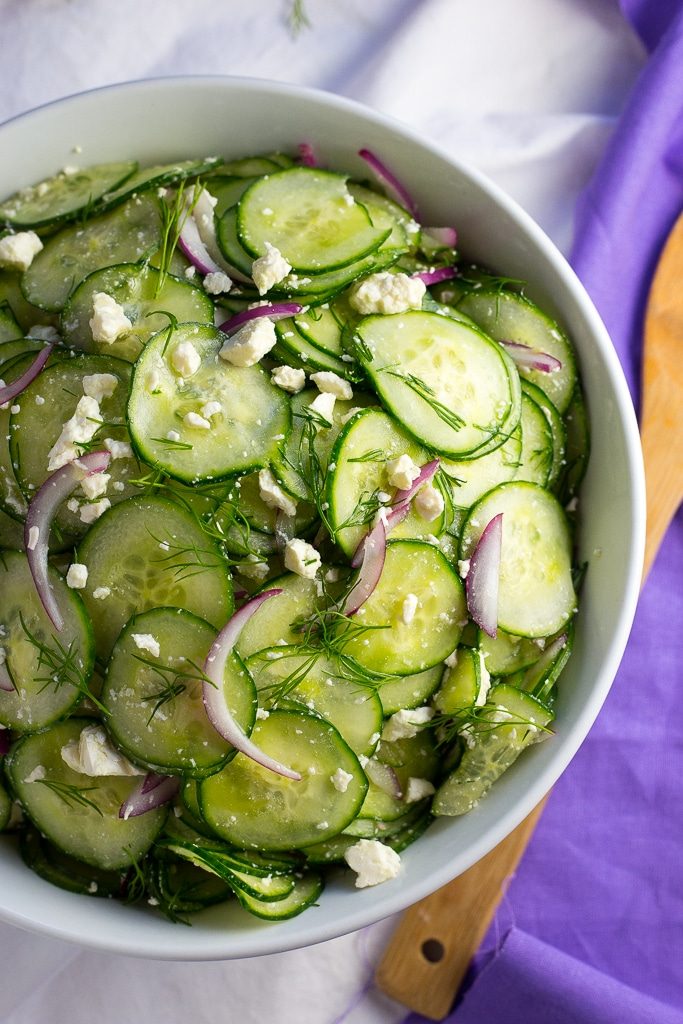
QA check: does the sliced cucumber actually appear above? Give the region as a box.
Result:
[0,507,24,549]
[0,551,94,732]
[515,391,554,486]
[77,494,233,660]
[0,336,44,367]
[150,855,233,913]
[355,310,521,458]
[459,482,575,638]
[6,718,166,869]
[358,731,439,822]
[236,572,322,658]
[128,323,290,482]
[103,608,255,777]
[559,386,590,503]
[0,301,22,343]
[293,305,344,358]
[274,319,350,375]
[233,871,323,920]
[0,163,136,229]
[433,648,481,714]
[441,424,522,510]
[478,628,546,677]
[341,540,466,675]
[377,664,443,715]
[98,157,223,210]
[21,195,161,312]
[61,263,214,361]
[0,271,58,331]
[20,827,126,897]
[520,381,566,491]
[199,708,367,849]
[0,781,12,831]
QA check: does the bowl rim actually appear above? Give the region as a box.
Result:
[0,73,646,960]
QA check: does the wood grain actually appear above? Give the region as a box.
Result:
[375,210,683,1020]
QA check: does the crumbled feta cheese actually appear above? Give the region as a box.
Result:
[476,651,491,707]
[79,498,110,524]
[344,839,401,888]
[310,371,353,401]
[82,373,118,402]
[184,265,196,280]
[256,708,270,720]
[146,368,162,393]
[340,406,363,425]
[200,400,222,420]
[80,472,110,500]
[26,525,40,551]
[258,468,297,517]
[331,767,353,793]
[405,777,436,803]
[103,437,133,460]
[414,481,444,522]
[27,324,60,343]
[66,498,80,513]
[308,391,336,425]
[251,242,291,295]
[349,272,426,315]
[61,724,144,777]
[66,563,88,589]
[386,454,421,490]
[271,364,306,393]
[171,340,201,378]
[23,765,46,784]
[183,411,211,430]
[382,706,434,742]
[236,555,270,580]
[93,587,111,600]
[131,633,160,658]
[219,318,277,367]
[167,430,181,442]
[35,395,45,405]
[0,231,43,271]
[444,649,458,669]
[112,481,125,492]
[10,404,20,415]
[47,396,102,471]
[457,558,470,579]
[203,271,232,295]
[401,593,419,626]
[284,538,321,579]
[89,292,132,344]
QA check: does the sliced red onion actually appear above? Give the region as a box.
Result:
[0,662,14,693]
[298,142,317,167]
[178,208,222,277]
[351,460,440,568]
[358,149,418,218]
[364,758,402,799]
[343,518,386,616]
[413,267,457,286]
[0,344,53,407]
[466,513,503,638]
[233,587,249,602]
[499,340,562,374]
[191,188,252,286]
[274,510,296,553]
[218,303,302,336]
[0,730,10,755]
[25,451,111,632]
[203,590,301,781]
[119,773,179,820]
[422,225,458,248]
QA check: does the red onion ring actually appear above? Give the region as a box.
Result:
[358,149,418,218]
[343,518,387,616]
[466,513,503,638]
[0,730,10,755]
[203,589,301,780]
[178,210,222,277]
[25,451,111,631]
[0,344,53,406]
[119,773,180,820]
[499,340,562,374]
[179,189,252,285]
[218,303,302,336]
[413,268,457,286]
[298,143,317,167]
[351,460,440,568]
[0,662,14,693]
[422,226,458,248]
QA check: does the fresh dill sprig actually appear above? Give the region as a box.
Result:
[287,0,311,37]
[141,679,186,725]
[36,778,103,816]
[150,309,180,356]
[121,847,148,904]
[347,449,385,464]
[334,489,383,532]
[19,613,106,712]
[155,186,201,296]
[149,436,194,453]
[386,369,465,433]
[432,704,553,747]
[352,333,374,363]
[147,529,227,583]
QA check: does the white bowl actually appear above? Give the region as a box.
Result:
[0,76,645,959]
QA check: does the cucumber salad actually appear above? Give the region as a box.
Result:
[0,147,588,922]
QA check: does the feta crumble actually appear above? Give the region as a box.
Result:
[80,472,110,500]
[93,587,111,600]
[271,364,306,393]
[308,391,336,425]
[382,706,434,742]
[200,400,222,420]
[103,437,133,460]
[284,538,321,579]
[251,242,291,295]
[171,340,201,378]
[258,468,297,517]
[47,396,102,472]
[344,839,401,888]
[23,765,46,784]
[203,271,232,295]
[386,454,421,490]
[401,593,419,626]
[331,767,353,793]
[89,292,132,344]
[349,272,425,315]
[61,724,144,777]
[66,563,88,589]
[79,498,110,524]
[414,481,444,522]
[26,525,39,551]
[0,231,43,271]
[82,373,118,402]
[219,318,277,367]
[131,633,160,658]
[183,411,211,430]
[310,371,353,401]
[405,777,436,803]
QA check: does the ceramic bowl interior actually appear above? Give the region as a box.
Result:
[0,77,645,960]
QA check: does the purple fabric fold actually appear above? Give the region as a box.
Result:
[404,2,683,1021]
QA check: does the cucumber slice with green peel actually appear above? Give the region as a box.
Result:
[103,608,255,778]
[348,183,417,251]
[457,289,577,414]
[246,648,384,757]
[220,156,281,177]
[0,301,22,343]
[159,838,297,902]
[199,708,367,850]
[208,176,258,218]
[355,310,521,458]
[326,407,441,557]
[307,805,430,862]
[61,263,214,361]
[558,386,590,503]
[341,540,466,676]
[433,647,482,715]
[0,783,12,831]
[478,628,547,677]
[0,506,24,548]
[520,381,566,490]
[441,424,522,511]
[0,162,137,229]
[237,168,391,272]
[128,323,290,483]
[230,472,317,536]
[459,482,576,638]
[98,157,223,210]
[21,195,162,312]
[516,621,574,702]
[77,494,234,660]
[20,827,126,897]
[6,718,167,869]
[358,731,439,822]
[432,684,554,816]
[292,305,344,358]
[0,336,45,367]
[515,391,554,486]
[10,353,139,538]
[274,320,350,376]
[0,551,95,732]
[0,355,35,520]
[150,856,234,913]
[232,871,323,920]
[236,573,322,659]
[377,663,443,715]
[0,271,58,332]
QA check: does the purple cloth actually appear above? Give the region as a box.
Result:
[403,2,683,1021]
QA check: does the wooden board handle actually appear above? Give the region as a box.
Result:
[375,798,548,1020]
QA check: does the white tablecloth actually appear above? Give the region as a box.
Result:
[0,2,644,1021]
